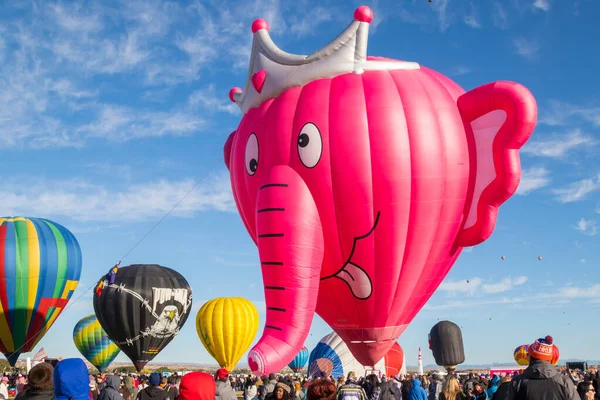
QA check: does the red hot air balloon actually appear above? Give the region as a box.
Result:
[383,343,405,377]
[224,6,537,374]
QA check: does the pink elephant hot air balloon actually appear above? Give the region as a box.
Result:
[224,6,537,375]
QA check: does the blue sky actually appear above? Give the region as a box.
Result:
[1,0,599,368]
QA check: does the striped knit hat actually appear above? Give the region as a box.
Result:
[529,335,554,362]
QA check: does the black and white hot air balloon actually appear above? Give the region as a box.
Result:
[93,264,193,371]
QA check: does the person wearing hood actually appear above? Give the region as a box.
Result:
[137,373,171,400]
[176,372,215,400]
[429,375,443,400]
[508,335,578,400]
[409,379,427,400]
[122,376,139,400]
[485,376,500,400]
[214,369,237,400]
[264,375,279,396]
[54,359,93,400]
[15,363,54,400]
[246,381,259,400]
[490,376,509,400]
[99,375,123,400]
[265,382,291,400]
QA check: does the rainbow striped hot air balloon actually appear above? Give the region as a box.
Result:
[514,345,529,366]
[73,315,120,372]
[0,217,82,365]
[288,346,308,372]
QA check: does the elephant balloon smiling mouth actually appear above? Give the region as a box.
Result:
[320,211,381,301]
[223,5,537,375]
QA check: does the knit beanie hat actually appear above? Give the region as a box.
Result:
[529,335,555,362]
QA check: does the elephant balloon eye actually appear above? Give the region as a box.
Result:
[245,133,259,176]
[297,122,322,168]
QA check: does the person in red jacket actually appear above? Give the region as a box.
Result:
[176,373,215,400]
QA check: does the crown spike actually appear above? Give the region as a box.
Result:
[229,87,243,103]
[354,6,373,23]
[252,19,269,33]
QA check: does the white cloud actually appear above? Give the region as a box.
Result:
[0,171,235,223]
[513,37,540,60]
[482,276,528,294]
[464,4,481,28]
[289,6,335,36]
[574,218,597,236]
[439,276,528,297]
[427,282,600,310]
[516,167,551,195]
[439,278,482,294]
[432,0,453,32]
[559,284,600,298]
[533,0,551,12]
[76,105,205,143]
[539,100,600,127]
[188,84,239,116]
[521,130,596,159]
[453,66,472,76]
[553,175,600,203]
[492,3,509,29]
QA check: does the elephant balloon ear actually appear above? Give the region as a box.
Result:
[455,81,537,247]
[224,131,236,171]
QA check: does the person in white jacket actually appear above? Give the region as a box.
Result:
[0,376,10,399]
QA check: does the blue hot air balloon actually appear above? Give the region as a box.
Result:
[288,346,308,372]
[308,332,384,378]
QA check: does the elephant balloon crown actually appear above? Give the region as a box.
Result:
[228,6,419,114]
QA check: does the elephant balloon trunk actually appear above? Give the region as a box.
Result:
[247,165,324,375]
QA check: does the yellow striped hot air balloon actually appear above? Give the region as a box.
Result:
[196,298,259,371]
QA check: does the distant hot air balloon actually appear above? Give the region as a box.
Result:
[501,256,506,260]
[93,264,192,371]
[73,315,120,372]
[288,346,309,372]
[308,332,384,378]
[551,344,560,366]
[513,345,529,366]
[383,342,405,377]
[0,217,82,366]
[196,298,259,371]
[538,256,542,261]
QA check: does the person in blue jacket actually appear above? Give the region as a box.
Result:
[486,376,500,399]
[409,379,428,400]
[53,359,94,400]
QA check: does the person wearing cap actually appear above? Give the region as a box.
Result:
[0,377,9,400]
[137,373,171,400]
[508,335,578,400]
[214,369,237,400]
[265,382,291,400]
[15,363,54,400]
[336,372,367,400]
